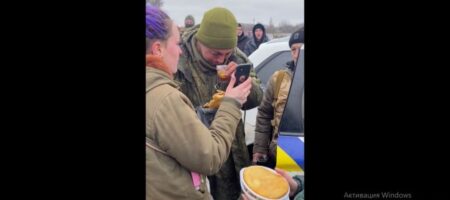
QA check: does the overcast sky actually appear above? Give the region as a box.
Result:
[159,0,304,27]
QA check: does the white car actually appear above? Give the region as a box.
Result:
[244,36,292,146]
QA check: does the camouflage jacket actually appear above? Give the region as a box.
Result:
[174,25,263,200]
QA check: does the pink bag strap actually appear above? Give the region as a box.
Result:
[191,172,201,190]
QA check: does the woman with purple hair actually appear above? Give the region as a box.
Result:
[145,5,253,200]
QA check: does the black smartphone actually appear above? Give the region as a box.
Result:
[234,63,252,87]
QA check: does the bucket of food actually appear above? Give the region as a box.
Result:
[240,166,290,200]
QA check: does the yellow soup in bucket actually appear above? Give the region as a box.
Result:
[241,166,289,200]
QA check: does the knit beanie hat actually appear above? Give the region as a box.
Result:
[289,29,304,47]
[185,15,195,28]
[195,7,237,49]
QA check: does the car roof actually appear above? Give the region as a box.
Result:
[266,36,290,44]
[248,37,290,68]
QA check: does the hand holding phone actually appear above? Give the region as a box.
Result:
[225,64,253,106]
[234,63,252,87]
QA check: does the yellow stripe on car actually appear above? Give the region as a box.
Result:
[276,146,303,172]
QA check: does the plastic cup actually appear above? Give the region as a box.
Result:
[216,64,230,81]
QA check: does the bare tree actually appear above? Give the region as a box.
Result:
[278,20,296,34]
[266,17,275,34]
[147,0,163,8]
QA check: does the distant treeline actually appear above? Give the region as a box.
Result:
[240,22,303,39]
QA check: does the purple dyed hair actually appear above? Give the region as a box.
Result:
[146,5,171,41]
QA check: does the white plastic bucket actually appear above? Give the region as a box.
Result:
[240,166,290,200]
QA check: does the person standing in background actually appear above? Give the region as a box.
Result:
[244,23,269,56]
[237,23,250,53]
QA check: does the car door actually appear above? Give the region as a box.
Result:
[276,45,304,175]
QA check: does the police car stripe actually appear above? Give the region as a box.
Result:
[277,146,304,172]
[277,135,304,169]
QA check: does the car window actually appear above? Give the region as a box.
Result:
[255,51,291,89]
[279,47,304,136]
